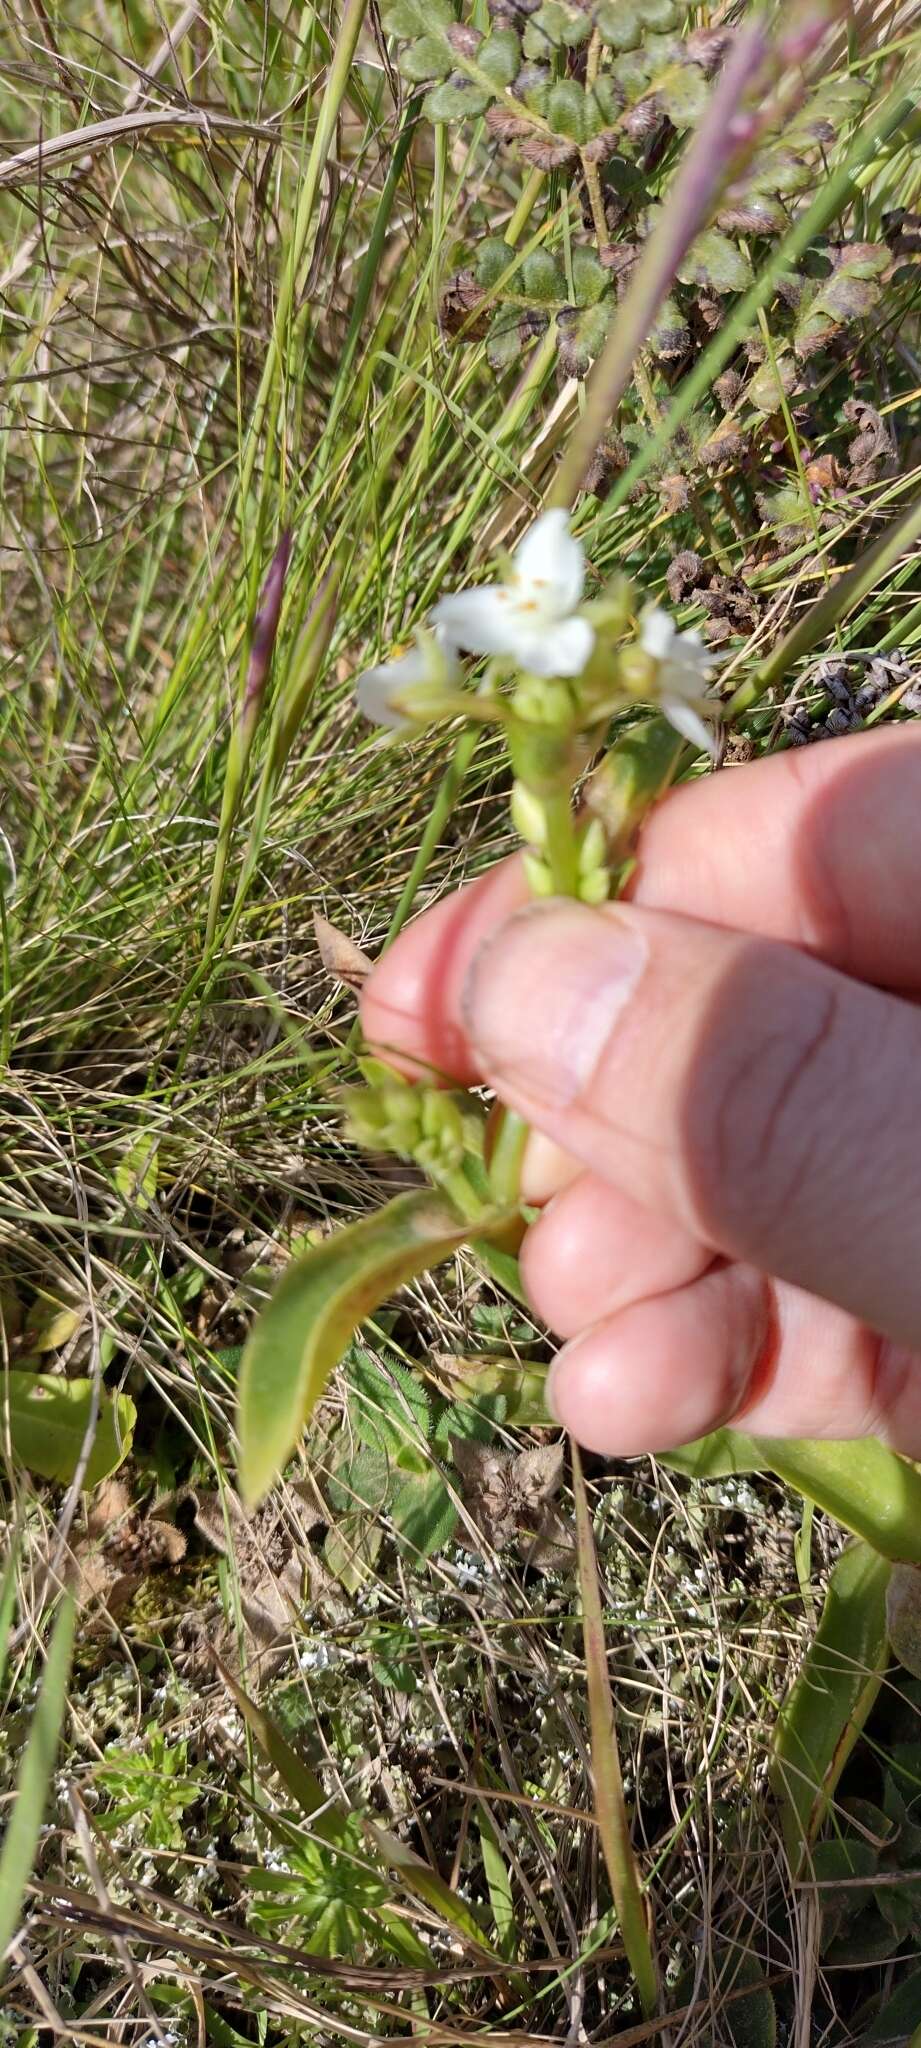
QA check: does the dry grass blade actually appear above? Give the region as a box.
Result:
[571,1442,658,2018]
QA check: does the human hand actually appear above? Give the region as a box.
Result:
[361,727,921,1456]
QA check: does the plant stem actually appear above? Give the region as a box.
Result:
[542,788,580,895]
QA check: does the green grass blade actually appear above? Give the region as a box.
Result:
[0,1593,75,1971]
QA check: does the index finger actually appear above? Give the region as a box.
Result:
[361,725,921,1082]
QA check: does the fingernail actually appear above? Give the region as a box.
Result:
[463,901,647,1109]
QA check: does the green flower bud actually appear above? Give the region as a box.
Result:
[578,815,608,876]
[513,675,575,726]
[510,779,549,848]
[522,852,555,897]
[617,646,657,697]
[578,867,610,905]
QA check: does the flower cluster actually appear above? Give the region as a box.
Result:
[353,508,718,755]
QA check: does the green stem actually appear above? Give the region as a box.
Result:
[488,1111,530,1207]
[506,166,545,246]
[542,788,580,895]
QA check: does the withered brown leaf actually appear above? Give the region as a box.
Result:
[449,1436,574,1572]
[314,912,373,991]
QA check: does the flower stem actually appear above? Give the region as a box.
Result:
[542,789,580,896]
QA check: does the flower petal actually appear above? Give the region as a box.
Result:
[355,661,415,730]
[513,508,585,614]
[432,585,520,658]
[639,605,676,662]
[660,693,718,758]
[519,613,595,678]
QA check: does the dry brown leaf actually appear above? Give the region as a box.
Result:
[314,912,372,991]
[188,1482,346,1678]
[449,1436,574,1572]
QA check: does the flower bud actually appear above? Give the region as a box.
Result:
[513,675,576,727]
[522,852,555,897]
[578,868,610,905]
[510,779,549,848]
[617,646,657,697]
[577,816,607,876]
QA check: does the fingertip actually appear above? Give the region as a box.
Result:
[545,1263,769,1455]
[521,1174,708,1337]
[360,858,528,1083]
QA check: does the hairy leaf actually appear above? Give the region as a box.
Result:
[237,1190,498,1506]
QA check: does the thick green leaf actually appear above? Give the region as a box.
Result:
[399,33,452,80]
[390,1467,457,1558]
[423,78,490,119]
[861,1964,921,2041]
[661,1428,764,1480]
[0,1593,75,1971]
[558,301,614,377]
[346,1345,430,1454]
[520,248,567,302]
[237,1191,492,1506]
[4,1372,136,1488]
[678,229,753,294]
[766,1440,921,1564]
[478,27,520,85]
[886,1563,921,1676]
[771,1542,891,1868]
[665,1432,921,1563]
[722,1953,776,2048]
[478,1809,517,1958]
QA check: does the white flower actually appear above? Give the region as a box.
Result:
[355,626,460,731]
[432,508,595,679]
[639,605,718,756]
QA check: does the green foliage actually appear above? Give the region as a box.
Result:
[236,1190,482,1506]
[0,1595,74,1974]
[522,0,590,53]
[676,228,754,294]
[771,1542,891,1867]
[96,1730,210,1850]
[248,1814,396,1958]
[346,1343,431,1454]
[3,1373,136,1488]
[595,0,680,49]
[478,27,521,86]
[399,34,452,81]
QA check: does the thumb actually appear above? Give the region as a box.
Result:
[463,899,921,1352]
